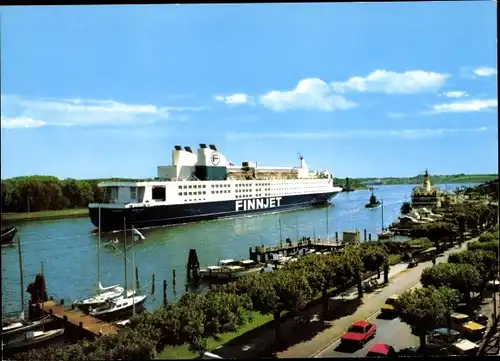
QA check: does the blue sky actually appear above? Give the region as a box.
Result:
[1,2,498,179]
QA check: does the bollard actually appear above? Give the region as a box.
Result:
[61,299,64,305]
[172,269,176,285]
[163,280,168,307]
[63,315,68,323]
[49,309,53,315]
[151,274,155,295]
[135,266,140,291]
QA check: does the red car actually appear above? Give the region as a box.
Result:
[341,320,377,345]
[366,343,396,357]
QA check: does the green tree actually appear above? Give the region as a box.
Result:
[400,201,412,215]
[448,249,498,287]
[420,263,482,301]
[397,286,459,347]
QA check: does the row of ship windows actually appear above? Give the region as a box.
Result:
[177,182,325,190]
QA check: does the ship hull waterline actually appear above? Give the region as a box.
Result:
[89,192,340,232]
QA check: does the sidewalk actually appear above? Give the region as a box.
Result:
[213,240,472,359]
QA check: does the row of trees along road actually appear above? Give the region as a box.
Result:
[396,229,499,348]
[14,242,392,361]
[1,176,149,213]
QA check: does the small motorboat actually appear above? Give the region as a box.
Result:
[198,259,265,280]
[3,328,65,351]
[1,227,17,246]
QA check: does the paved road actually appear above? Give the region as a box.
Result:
[317,312,420,357]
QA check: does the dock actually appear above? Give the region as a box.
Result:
[30,300,118,340]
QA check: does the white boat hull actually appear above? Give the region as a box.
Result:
[90,294,147,318]
[3,328,65,350]
[2,316,52,337]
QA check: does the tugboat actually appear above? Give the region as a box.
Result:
[365,189,381,209]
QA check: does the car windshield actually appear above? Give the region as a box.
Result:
[348,325,365,333]
[385,298,396,305]
[454,317,469,324]
[366,351,382,357]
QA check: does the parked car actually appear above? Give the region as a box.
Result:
[450,312,486,340]
[427,328,479,356]
[473,312,488,326]
[487,280,499,291]
[366,343,396,357]
[341,320,377,346]
[380,295,399,316]
[407,258,418,268]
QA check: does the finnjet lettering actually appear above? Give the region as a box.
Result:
[235,197,283,212]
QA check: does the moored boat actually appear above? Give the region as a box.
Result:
[198,259,265,280]
[2,328,65,351]
[89,294,147,319]
[2,313,52,337]
[1,227,17,246]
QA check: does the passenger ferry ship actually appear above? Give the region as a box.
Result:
[88,144,343,231]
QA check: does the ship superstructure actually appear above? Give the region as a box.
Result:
[88,144,342,231]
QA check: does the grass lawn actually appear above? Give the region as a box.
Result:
[388,254,402,264]
[156,312,273,359]
[2,208,88,223]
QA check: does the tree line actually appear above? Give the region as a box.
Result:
[356,174,498,186]
[14,241,399,361]
[396,229,499,348]
[1,176,147,213]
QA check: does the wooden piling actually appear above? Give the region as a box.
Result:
[368,233,372,241]
[151,274,155,294]
[187,249,200,280]
[135,266,140,291]
[172,269,176,285]
[364,229,367,241]
[335,232,338,241]
[163,280,168,306]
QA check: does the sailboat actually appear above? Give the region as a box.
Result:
[89,218,147,319]
[73,208,125,312]
[2,237,52,337]
[377,199,394,240]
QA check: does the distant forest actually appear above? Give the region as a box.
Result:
[354,173,498,186]
[1,173,497,214]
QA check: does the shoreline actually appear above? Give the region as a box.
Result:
[1,208,88,224]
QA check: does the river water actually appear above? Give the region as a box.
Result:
[1,183,474,315]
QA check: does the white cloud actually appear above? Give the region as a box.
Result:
[259,78,357,112]
[1,116,46,129]
[442,91,468,98]
[214,93,252,105]
[0,94,206,128]
[330,70,449,94]
[226,127,487,141]
[430,98,498,114]
[473,66,497,77]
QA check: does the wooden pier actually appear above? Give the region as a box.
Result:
[30,300,118,340]
[249,239,346,263]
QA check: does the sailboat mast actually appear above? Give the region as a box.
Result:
[132,252,136,315]
[98,207,101,291]
[17,236,24,313]
[381,198,384,231]
[123,217,128,292]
